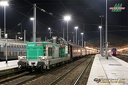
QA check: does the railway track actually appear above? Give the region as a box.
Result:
[50,56,93,85]
[0,68,27,82]
[0,55,94,85]
[0,70,48,85]
[73,57,93,85]
[116,54,128,62]
[0,71,29,84]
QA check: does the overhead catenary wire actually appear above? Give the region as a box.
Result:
[0,0,62,36]
[24,0,59,19]
[58,0,67,10]
[8,7,33,31]
[23,0,64,34]
[7,3,61,35]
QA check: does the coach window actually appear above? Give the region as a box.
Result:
[11,52,13,56]
[8,52,10,56]
[13,52,15,56]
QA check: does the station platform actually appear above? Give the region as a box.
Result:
[87,54,128,85]
[0,60,18,71]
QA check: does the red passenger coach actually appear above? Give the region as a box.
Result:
[68,42,86,59]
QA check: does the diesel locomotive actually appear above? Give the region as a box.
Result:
[18,37,87,71]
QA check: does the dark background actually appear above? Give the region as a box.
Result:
[0,0,128,47]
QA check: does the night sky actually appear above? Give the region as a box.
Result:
[0,0,128,45]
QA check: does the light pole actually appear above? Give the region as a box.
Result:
[105,0,108,59]
[30,4,36,42]
[5,33,8,64]
[99,26,102,55]
[33,4,36,42]
[99,15,104,55]
[0,29,1,39]
[73,36,75,43]
[99,15,104,25]
[24,30,26,43]
[74,26,78,44]
[30,17,35,42]
[15,35,17,42]
[48,27,51,37]
[81,32,84,47]
[18,23,22,34]
[18,23,23,40]
[64,15,71,41]
[18,23,26,43]
[0,0,9,37]
[63,27,64,39]
[72,32,75,43]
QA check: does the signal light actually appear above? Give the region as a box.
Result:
[36,43,41,46]
[61,45,65,48]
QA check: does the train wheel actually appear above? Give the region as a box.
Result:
[18,65,22,71]
[18,65,22,69]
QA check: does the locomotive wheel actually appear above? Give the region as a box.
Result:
[18,65,23,71]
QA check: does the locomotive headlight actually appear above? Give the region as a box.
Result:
[39,56,47,60]
[18,56,26,60]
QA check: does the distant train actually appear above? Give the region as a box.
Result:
[111,48,117,56]
[0,39,26,60]
[18,37,93,71]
